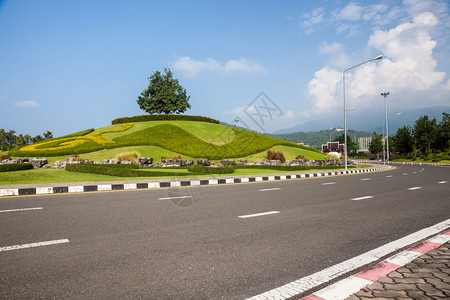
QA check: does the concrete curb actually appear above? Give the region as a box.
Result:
[299,230,450,300]
[0,166,390,197]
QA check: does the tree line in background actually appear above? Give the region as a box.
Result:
[0,129,53,152]
[369,112,449,159]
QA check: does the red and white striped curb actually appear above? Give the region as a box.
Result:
[299,230,450,300]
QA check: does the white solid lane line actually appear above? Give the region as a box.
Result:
[351,196,374,201]
[158,196,192,200]
[258,188,281,192]
[361,178,371,181]
[408,187,422,190]
[0,239,70,252]
[238,211,280,219]
[321,182,336,185]
[246,218,450,300]
[0,207,43,213]
[438,181,447,184]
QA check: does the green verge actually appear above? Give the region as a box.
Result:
[111,114,219,125]
[0,165,355,186]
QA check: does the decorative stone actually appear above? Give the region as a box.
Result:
[138,157,153,165]
[197,158,210,166]
[269,160,281,166]
[220,159,236,166]
[31,158,48,168]
[181,159,194,167]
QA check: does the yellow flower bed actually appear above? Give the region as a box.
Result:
[19,123,134,151]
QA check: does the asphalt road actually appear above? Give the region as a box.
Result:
[0,165,449,299]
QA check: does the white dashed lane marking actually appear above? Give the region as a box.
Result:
[402,173,408,175]
[0,239,70,252]
[361,178,371,181]
[258,188,281,192]
[238,211,280,219]
[0,207,43,213]
[351,196,374,201]
[321,182,336,185]
[408,187,422,191]
[438,181,447,184]
[386,175,393,178]
[158,196,192,201]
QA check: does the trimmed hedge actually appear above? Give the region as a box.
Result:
[112,114,220,125]
[188,165,234,174]
[234,165,355,171]
[0,163,34,172]
[58,128,95,139]
[65,164,188,177]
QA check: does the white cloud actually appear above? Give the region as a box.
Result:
[334,2,362,21]
[304,11,448,118]
[15,100,39,108]
[300,8,325,34]
[173,57,220,79]
[173,56,266,79]
[319,42,344,55]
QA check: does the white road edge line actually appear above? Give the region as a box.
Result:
[246,218,450,300]
[0,207,43,213]
[0,239,70,252]
[351,196,374,201]
[438,181,447,184]
[158,196,192,200]
[321,182,336,185]
[408,187,422,190]
[259,188,281,192]
[238,211,280,219]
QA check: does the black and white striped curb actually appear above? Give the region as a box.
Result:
[357,160,450,167]
[0,166,390,197]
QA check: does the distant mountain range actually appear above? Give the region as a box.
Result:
[266,129,372,150]
[274,106,450,134]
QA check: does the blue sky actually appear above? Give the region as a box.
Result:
[1,0,449,136]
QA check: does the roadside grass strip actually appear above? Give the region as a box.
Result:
[0,207,43,213]
[0,165,390,198]
[0,239,70,252]
[298,229,450,300]
[246,218,450,300]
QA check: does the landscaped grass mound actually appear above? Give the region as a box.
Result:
[9,119,325,160]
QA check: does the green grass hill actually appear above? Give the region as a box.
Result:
[9,118,326,163]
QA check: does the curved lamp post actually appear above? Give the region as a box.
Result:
[343,55,383,170]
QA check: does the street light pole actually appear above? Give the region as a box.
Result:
[381,92,390,162]
[343,55,383,170]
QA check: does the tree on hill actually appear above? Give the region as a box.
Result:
[392,126,414,156]
[369,132,383,159]
[413,115,437,154]
[137,68,191,115]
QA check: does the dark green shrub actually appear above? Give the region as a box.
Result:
[112,114,220,125]
[0,163,34,172]
[65,164,186,177]
[235,165,354,171]
[188,165,234,174]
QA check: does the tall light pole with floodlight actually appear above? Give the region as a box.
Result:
[381,92,390,162]
[343,55,383,170]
